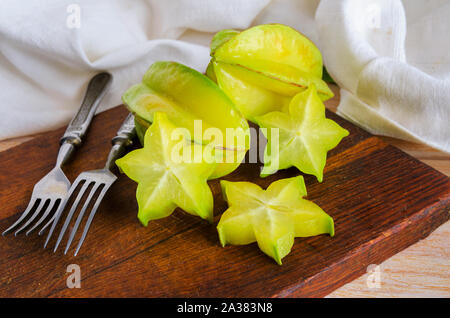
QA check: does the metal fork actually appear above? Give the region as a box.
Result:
[2,72,112,236]
[45,113,136,256]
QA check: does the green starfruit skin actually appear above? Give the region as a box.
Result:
[122,61,250,179]
[210,29,239,55]
[206,24,334,122]
[207,29,240,84]
[213,24,324,78]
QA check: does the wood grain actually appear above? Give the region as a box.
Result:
[324,85,450,297]
[0,103,449,298]
[327,222,450,297]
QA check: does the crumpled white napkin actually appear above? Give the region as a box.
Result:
[0,0,448,153]
[315,0,450,153]
[0,0,271,139]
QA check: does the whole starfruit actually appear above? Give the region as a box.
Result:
[207,24,334,122]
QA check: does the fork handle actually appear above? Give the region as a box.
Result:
[112,113,136,146]
[105,113,136,171]
[60,72,112,146]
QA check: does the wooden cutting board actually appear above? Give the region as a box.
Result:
[0,105,448,298]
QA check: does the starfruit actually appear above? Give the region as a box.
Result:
[122,61,250,179]
[217,176,334,265]
[116,112,217,225]
[255,85,349,182]
[207,24,334,122]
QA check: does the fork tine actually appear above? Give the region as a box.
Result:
[74,185,110,256]
[14,199,48,235]
[38,210,59,236]
[53,180,92,252]
[44,177,84,248]
[2,199,39,236]
[26,199,59,236]
[64,183,103,254]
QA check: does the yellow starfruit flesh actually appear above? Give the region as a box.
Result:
[217,176,334,265]
[116,112,216,225]
[255,85,349,182]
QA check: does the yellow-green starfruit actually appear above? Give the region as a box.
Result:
[207,24,334,122]
[122,61,250,179]
[116,112,217,225]
[255,85,349,182]
[217,176,334,265]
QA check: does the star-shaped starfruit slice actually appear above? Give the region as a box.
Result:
[116,112,217,226]
[255,84,349,182]
[217,176,334,265]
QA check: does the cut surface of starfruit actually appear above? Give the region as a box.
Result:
[116,112,217,226]
[217,176,334,265]
[255,85,349,182]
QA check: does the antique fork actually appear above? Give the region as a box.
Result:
[2,72,112,236]
[45,113,136,256]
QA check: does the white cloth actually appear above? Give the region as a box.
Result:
[1,0,449,153]
[315,0,450,153]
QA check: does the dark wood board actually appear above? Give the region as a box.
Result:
[0,105,448,298]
